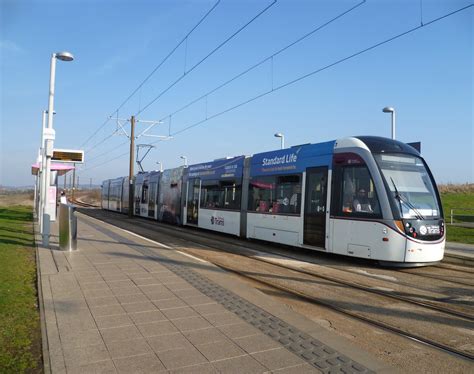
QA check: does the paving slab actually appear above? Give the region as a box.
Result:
[35,212,396,373]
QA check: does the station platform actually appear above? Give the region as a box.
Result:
[35,213,396,374]
[444,242,474,266]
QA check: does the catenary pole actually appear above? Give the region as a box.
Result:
[128,116,135,218]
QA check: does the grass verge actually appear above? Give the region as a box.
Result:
[440,192,474,244]
[0,206,41,372]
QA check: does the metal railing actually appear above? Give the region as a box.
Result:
[449,208,474,225]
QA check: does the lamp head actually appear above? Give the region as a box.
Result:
[382,107,395,113]
[274,132,283,138]
[55,51,74,62]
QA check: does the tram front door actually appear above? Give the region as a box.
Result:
[186,178,200,225]
[304,167,328,248]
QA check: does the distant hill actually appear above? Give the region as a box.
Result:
[0,185,34,192]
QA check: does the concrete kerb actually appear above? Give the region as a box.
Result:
[34,219,52,374]
[444,242,474,266]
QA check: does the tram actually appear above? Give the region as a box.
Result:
[101,136,445,266]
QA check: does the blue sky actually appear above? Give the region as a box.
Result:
[1,0,472,187]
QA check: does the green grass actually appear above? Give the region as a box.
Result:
[0,206,41,373]
[440,192,474,244]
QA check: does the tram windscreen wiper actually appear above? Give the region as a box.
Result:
[390,177,425,220]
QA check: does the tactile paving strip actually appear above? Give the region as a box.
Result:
[87,218,373,373]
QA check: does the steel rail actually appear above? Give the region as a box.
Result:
[81,208,474,321]
[210,259,474,363]
[78,208,474,360]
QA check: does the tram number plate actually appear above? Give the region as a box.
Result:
[427,226,440,234]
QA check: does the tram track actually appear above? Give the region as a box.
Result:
[208,257,474,363]
[78,208,474,362]
[70,198,99,208]
[80,208,474,319]
[100,210,473,297]
[434,263,474,275]
[397,268,474,288]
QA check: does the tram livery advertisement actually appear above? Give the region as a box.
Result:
[101,136,445,266]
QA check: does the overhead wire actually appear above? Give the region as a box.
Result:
[79,0,222,149]
[85,131,119,154]
[81,3,472,174]
[79,117,113,149]
[159,3,474,138]
[116,0,222,114]
[79,0,278,173]
[158,0,366,123]
[135,0,278,116]
[85,139,130,164]
[80,150,130,173]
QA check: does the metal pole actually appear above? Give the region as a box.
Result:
[77,176,80,191]
[33,175,37,215]
[39,110,47,229]
[72,163,76,199]
[42,54,57,246]
[128,116,135,218]
[281,136,284,150]
[391,111,396,140]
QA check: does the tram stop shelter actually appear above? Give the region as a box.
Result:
[31,162,75,177]
[31,162,76,222]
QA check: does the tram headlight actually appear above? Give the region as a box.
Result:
[395,220,405,233]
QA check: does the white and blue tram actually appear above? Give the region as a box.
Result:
[101,136,445,265]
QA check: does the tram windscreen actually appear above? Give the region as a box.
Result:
[374,154,441,219]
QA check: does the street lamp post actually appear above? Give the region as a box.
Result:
[382,107,396,140]
[156,162,163,172]
[38,110,56,230]
[180,156,187,167]
[38,110,47,227]
[274,132,285,149]
[41,51,74,246]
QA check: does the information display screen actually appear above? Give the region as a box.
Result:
[52,149,84,163]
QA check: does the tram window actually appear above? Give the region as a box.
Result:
[248,174,301,215]
[149,183,157,204]
[200,179,241,210]
[141,184,148,203]
[134,185,142,202]
[338,166,380,216]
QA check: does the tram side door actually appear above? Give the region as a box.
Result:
[186,178,200,225]
[148,182,157,218]
[303,167,328,248]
